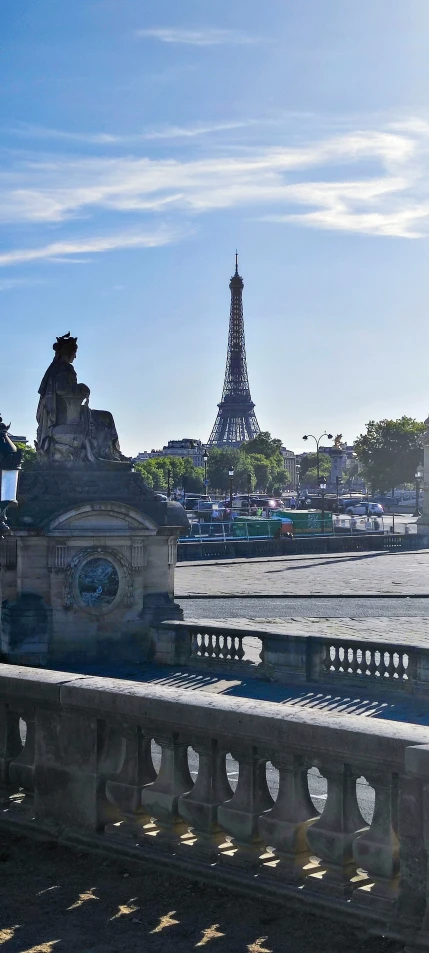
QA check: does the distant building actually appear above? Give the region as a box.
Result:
[134,439,204,468]
[280,447,297,488]
[10,435,27,445]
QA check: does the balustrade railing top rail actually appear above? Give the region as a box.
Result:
[1,664,429,948]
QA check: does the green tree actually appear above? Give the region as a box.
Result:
[354,417,425,493]
[234,457,256,493]
[299,453,330,483]
[267,461,288,495]
[251,454,271,492]
[241,431,283,460]
[182,458,204,493]
[207,448,241,492]
[134,456,204,493]
[16,442,37,470]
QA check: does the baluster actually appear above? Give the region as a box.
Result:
[141,732,193,832]
[217,744,274,866]
[353,771,399,909]
[348,647,357,675]
[179,738,233,859]
[396,654,406,680]
[306,761,368,895]
[367,650,377,677]
[190,631,199,657]
[323,644,331,674]
[338,646,345,672]
[212,633,220,658]
[331,645,339,673]
[0,705,23,799]
[386,652,396,680]
[106,726,156,824]
[258,754,318,882]
[8,710,35,794]
[236,636,245,661]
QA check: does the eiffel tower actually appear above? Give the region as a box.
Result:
[207,255,260,448]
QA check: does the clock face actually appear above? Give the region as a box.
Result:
[77,557,119,608]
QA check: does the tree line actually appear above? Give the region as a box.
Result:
[134,432,289,495]
[16,416,427,496]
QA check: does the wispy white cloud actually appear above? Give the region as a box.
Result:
[135,27,259,46]
[1,119,429,266]
[0,277,46,290]
[0,226,183,268]
[8,118,263,145]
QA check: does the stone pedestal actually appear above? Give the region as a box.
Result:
[328,448,346,490]
[0,462,188,667]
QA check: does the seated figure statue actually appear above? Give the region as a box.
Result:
[36,333,126,464]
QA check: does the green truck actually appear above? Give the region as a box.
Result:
[274,509,333,535]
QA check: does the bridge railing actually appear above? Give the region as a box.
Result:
[1,664,429,947]
[157,620,429,697]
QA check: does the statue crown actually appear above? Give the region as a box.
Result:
[53,332,78,354]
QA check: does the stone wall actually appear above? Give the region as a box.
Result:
[1,491,185,666]
[1,663,429,948]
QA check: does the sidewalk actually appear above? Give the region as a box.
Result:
[176,548,429,596]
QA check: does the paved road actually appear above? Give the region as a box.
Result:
[178,596,429,619]
[176,548,429,597]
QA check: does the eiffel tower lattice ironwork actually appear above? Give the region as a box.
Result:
[207,255,260,447]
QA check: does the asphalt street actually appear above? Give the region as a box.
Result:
[178,596,429,618]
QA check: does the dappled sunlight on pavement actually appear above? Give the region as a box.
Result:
[1,833,402,953]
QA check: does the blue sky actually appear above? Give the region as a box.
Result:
[2,0,429,455]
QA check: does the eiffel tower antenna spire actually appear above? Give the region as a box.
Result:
[207,255,260,448]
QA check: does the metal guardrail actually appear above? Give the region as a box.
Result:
[177,531,424,560]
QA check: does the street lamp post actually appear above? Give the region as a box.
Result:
[228,467,234,509]
[167,468,171,500]
[319,479,327,534]
[414,464,424,517]
[302,432,333,486]
[203,451,209,498]
[0,415,22,536]
[295,463,301,505]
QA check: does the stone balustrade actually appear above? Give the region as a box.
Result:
[158,620,429,696]
[1,663,429,947]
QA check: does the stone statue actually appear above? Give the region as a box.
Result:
[36,333,127,464]
[333,434,343,450]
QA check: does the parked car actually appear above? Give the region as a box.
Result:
[192,501,220,520]
[346,501,384,516]
[184,495,211,511]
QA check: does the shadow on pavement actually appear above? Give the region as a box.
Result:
[1,832,403,953]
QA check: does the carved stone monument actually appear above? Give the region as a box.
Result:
[1,334,188,667]
[328,434,347,489]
